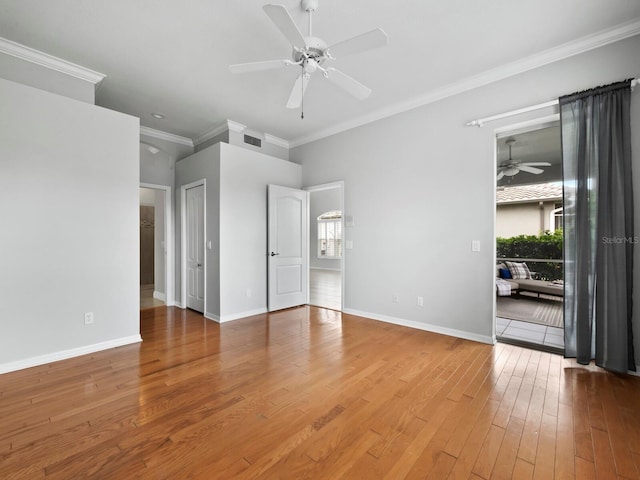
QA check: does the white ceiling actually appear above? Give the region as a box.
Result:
[1,0,640,146]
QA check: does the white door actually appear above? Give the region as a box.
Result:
[268,184,308,311]
[186,185,205,312]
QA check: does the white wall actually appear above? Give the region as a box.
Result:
[309,188,342,270]
[219,143,301,319]
[292,35,640,347]
[0,78,140,372]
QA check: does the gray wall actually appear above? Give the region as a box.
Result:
[218,143,301,319]
[309,188,342,270]
[0,78,140,371]
[293,34,640,347]
[195,131,229,153]
[140,133,194,188]
[175,143,222,318]
[0,52,96,103]
[175,142,302,321]
[229,129,290,161]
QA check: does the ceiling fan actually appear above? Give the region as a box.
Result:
[497,138,551,181]
[229,0,388,115]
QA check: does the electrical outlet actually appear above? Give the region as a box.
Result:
[417,296,424,307]
[84,312,94,325]
[392,294,399,303]
[246,288,252,297]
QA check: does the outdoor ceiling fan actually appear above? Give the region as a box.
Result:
[229,0,388,117]
[497,138,551,181]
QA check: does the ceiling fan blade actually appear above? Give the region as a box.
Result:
[324,68,372,100]
[518,165,544,174]
[326,28,388,58]
[263,4,307,49]
[520,162,552,167]
[286,73,310,109]
[497,171,505,180]
[229,59,292,74]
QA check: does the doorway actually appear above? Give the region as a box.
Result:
[493,121,564,352]
[307,182,344,311]
[140,184,174,309]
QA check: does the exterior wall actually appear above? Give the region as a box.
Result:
[496,200,559,237]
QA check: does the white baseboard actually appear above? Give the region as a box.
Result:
[0,335,143,375]
[310,266,341,272]
[153,291,166,302]
[342,308,495,345]
[216,307,268,323]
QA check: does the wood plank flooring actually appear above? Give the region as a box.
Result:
[1,306,640,479]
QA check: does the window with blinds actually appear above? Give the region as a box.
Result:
[317,210,342,259]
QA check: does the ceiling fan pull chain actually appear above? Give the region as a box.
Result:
[301,69,305,119]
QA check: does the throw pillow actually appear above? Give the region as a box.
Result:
[506,261,531,280]
[499,268,512,279]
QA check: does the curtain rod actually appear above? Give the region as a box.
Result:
[465,78,639,128]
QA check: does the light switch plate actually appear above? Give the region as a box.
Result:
[472,240,481,252]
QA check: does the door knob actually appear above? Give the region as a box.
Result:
[197,263,202,267]
[270,252,280,257]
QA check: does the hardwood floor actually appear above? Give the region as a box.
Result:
[2,306,640,479]
[309,268,341,311]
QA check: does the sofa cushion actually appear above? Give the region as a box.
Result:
[515,279,564,297]
[506,261,531,280]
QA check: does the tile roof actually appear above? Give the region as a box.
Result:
[496,182,563,204]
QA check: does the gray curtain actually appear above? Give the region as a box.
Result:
[561,79,635,373]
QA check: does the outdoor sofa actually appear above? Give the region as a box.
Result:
[496,262,564,298]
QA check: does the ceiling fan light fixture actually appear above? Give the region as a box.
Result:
[504,167,519,177]
[304,58,318,73]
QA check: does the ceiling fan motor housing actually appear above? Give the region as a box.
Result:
[294,36,327,73]
[301,0,319,12]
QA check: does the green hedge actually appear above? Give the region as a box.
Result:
[497,230,563,281]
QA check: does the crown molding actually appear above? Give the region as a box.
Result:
[0,36,106,85]
[289,17,640,148]
[227,119,246,132]
[140,126,194,147]
[194,119,248,146]
[264,133,290,149]
[193,121,227,146]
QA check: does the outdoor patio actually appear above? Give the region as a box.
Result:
[496,292,564,351]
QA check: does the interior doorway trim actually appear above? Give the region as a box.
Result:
[180,179,206,312]
[140,182,174,307]
[305,180,345,312]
